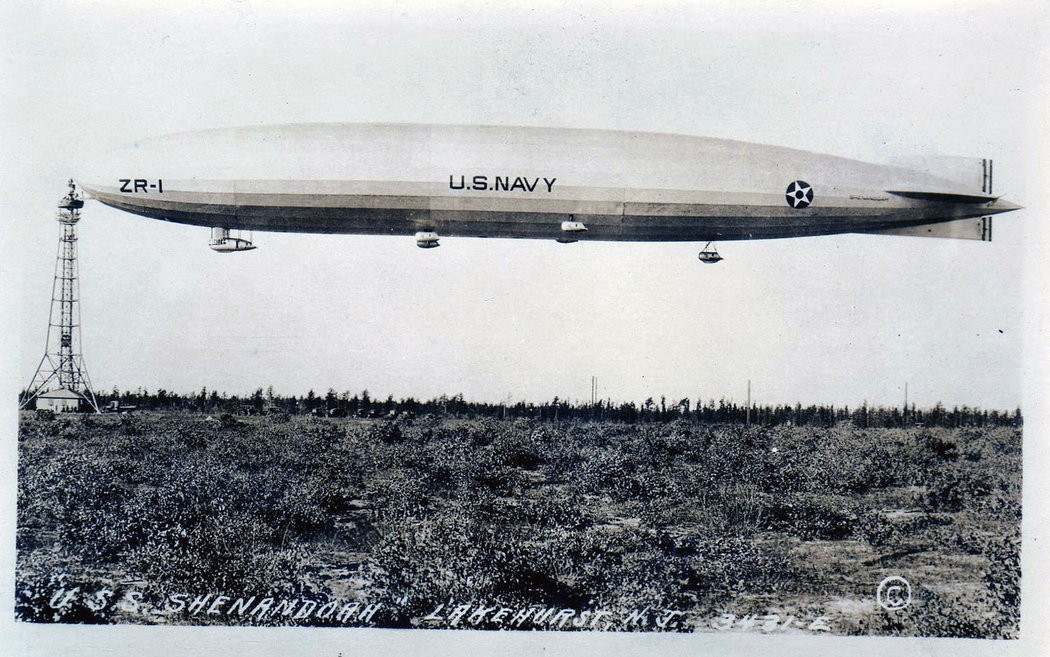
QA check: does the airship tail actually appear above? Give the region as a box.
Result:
[866,156,1017,241]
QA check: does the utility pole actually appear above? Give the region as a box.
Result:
[903,381,909,425]
[746,379,751,426]
[589,375,598,421]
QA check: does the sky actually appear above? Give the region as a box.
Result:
[2,0,1048,411]
[3,3,1050,656]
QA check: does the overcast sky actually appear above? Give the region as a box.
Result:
[3,0,1048,411]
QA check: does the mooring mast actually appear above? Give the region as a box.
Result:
[20,180,100,413]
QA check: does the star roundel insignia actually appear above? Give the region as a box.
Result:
[785,180,814,209]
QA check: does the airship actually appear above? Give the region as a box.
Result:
[77,123,1020,262]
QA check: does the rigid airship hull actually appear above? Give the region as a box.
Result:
[78,124,1019,243]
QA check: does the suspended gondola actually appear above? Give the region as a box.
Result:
[697,242,723,264]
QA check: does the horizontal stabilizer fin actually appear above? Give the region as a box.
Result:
[888,156,994,194]
[886,190,998,204]
[867,217,993,242]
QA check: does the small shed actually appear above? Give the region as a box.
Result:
[36,388,85,413]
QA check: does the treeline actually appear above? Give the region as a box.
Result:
[38,386,1023,429]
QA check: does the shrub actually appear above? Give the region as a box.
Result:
[15,413,1021,635]
[766,494,859,540]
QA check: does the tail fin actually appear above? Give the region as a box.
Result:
[869,216,993,241]
[885,190,997,204]
[889,155,994,194]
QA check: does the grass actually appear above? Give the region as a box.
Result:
[15,411,1020,636]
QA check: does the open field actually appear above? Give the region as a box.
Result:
[15,412,1020,637]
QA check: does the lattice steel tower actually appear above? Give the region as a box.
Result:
[20,180,100,412]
